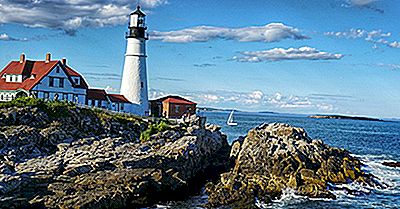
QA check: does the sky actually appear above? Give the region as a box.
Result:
[0,0,399,118]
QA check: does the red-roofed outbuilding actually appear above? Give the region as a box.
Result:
[150,95,197,118]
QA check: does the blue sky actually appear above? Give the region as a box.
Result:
[0,0,399,118]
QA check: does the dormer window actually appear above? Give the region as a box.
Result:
[74,77,80,85]
[56,66,60,73]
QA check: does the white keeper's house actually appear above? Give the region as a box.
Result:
[0,53,132,113]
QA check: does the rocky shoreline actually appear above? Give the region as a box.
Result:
[0,99,386,208]
[0,99,230,208]
[205,123,384,208]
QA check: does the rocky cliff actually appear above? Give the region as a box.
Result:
[0,99,230,208]
[206,123,383,208]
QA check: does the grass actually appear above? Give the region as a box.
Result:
[0,97,75,118]
[140,120,171,142]
[1,97,144,123]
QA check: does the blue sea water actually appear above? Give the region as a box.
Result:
[161,110,400,209]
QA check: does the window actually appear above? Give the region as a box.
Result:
[175,105,180,113]
[56,66,60,73]
[0,95,3,100]
[59,78,64,88]
[141,82,144,88]
[121,103,124,110]
[54,93,59,100]
[91,99,95,106]
[63,93,68,100]
[74,78,79,84]
[44,92,49,99]
[49,77,54,87]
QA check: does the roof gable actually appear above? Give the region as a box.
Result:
[0,59,88,91]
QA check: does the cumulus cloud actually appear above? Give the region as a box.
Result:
[376,63,400,70]
[0,33,28,41]
[150,23,309,43]
[325,28,400,49]
[149,89,337,112]
[193,63,216,68]
[232,46,343,62]
[342,0,383,13]
[0,0,167,35]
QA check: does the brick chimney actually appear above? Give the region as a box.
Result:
[45,53,51,63]
[20,53,26,63]
[61,58,67,66]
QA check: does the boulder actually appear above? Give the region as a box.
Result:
[206,123,381,208]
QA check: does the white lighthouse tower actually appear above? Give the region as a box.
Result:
[120,5,149,116]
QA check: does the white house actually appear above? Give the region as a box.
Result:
[0,53,133,113]
[0,53,88,103]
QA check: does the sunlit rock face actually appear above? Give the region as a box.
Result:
[206,123,383,208]
[0,105,230,209]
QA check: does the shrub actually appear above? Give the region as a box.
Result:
[140,121,171,142]
[0,97,76,118]
[0,97,43,108]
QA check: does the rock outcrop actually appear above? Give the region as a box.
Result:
[206,123,382,208]
[0,101,230,208]
[382,161,400,168]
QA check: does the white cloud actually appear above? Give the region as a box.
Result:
[376,63,400,70]
[232,46,343,62]
[342,0,383,13]
[325,28,400,49]
[388,41,400,48]
[149,89,337,112]
[104,85,118,92]
[0,0,167,35]
[0,33,27,41]
[150,23,309,43]
[350,0,378,6]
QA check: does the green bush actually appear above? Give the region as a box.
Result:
[0,97,44,108]
[140,121,171,142]
[0,97,75,118]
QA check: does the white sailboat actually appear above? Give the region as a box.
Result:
[227,110,238,126]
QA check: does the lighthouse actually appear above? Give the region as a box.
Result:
[120,5,149,116]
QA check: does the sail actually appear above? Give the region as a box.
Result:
[227,110,238,126]
[228,110,234,123]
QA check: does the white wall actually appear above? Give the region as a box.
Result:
[31,64,86,104]
[120,37,149,116]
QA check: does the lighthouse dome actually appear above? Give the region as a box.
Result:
[130,5,146,17]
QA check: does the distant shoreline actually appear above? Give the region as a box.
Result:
[309,115,384,122]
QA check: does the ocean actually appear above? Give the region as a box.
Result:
[160,110,400,209]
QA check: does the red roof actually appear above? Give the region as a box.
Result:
[153,95,196,105]
[0,60,58,91]
[0,59,88,91]
[65,65,89,89]
[87,89,108,100]
[108,94,131,103]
